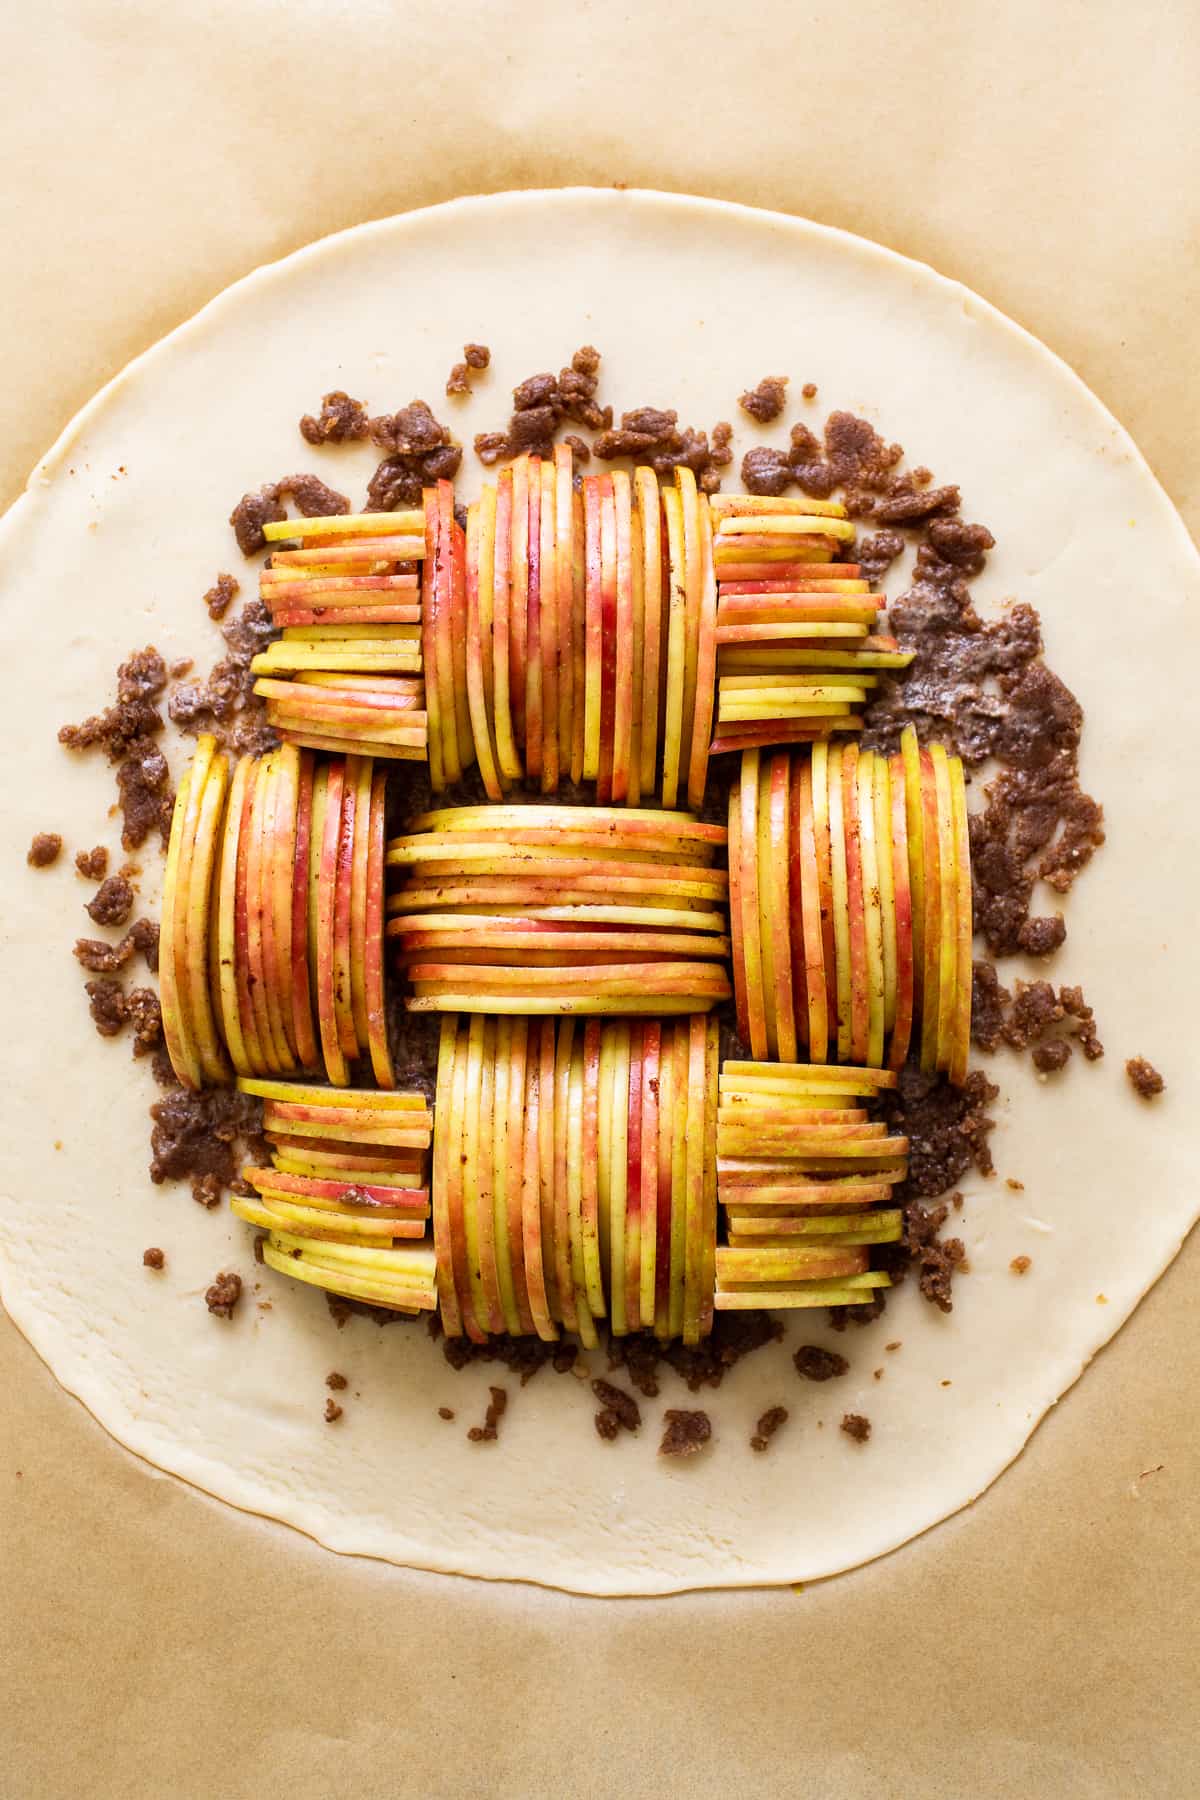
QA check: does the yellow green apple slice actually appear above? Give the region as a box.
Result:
[449,1017,485,1341]
[635,467,663,798]
[158,763,200,1088]
[267,744,301,1065]
[419,487,444,792]
[857,750,886,1068]
[841,744,871,1064]
[623,1022,644,1331]
[948,754,973,1087]
[523,455,545,787]
[685,491,718,812]
[520,1022,556,1338]
[826,743,853,1061]
[699,1014,719,1339]
[245,755,285,1072]
[331,757,359,1062]
[651,1019,674,1337]
[440,480,472,778]
[186,748,232,1085]
[675,467,703,778]
[550,1017,578,1332]
[570,480,587,785]
[432,1017,461,1332]
[554,444,576,789]
[917,745,943,1072]
[565,1037,598,1348]
[171,736,218,1078]
[626,493,646,806]
[810,741,838,1028]
[766,752,797,1061]
[595,473,618,802]
[667,1018,689,1340]
[346,755,373,1060]
[314,760,349,1086]
[726,779,750,1044]
[235,751,273,1073]
[491,467,522,780]
[887,751,915,1069]
[581,473,602,782]
[605,1021,630,1334]
[679,1015,706,1346]
[659,484,687,807]
[753,750,778,1059]
[794,755,829,1062]
[503,1017,536,1334]
[488,1015,518,1332]
[213,753,253,1076]
[464,501,503,801]
[930,744,959,1073]
[538,455,559,792]
[900,724,926,1017]
[738,748,767,1057]
[637,1021,660,1329]
[362,769,394,1087]
[473,1016,505,1333]
[579,1020,606,1317]
[873,751,897,1036]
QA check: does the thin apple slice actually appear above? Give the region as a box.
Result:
[887,750,916,1070]
[606,1021,630,1335]
[931,744,959,1074]
[565,1036,597,1347]
[420,488,444,792]
[686,490,718,812]
[638,1022,660,1331]
[539,455,559,792]
[460,1015,492,1333]
[948,754,973,1087]
[811,741,838,1031]
[873,751,897,1036]
[795,755,829,1062]
[624,1022,643,1331]
[436,481,468,780]
[213,754,253,1076]
[474,1016,505,1333]
[596,473,617,802]
[535,1017,560,1326]
[491,468,522,780]
[552,1018,577,1331]
[171,737,218,1081]
[582,473,603,781]
[827,743,853,1062]
[188,749,232,1085]
[726,779,750,1044]
[159,763,200,1088]
[675,467,703,788]
[753,750,778,1058]
[504,1018,537,1334]
[626,493,645,806]
[245,756,285,1072]
[580,1020,606,1317]
[841,744,870,1064]
[432,1016,462,1335]
[739,749,767,1058]
[857,749,886,1068]
[652,1019,675,1337]
[363,769,395,1087]
[595,1021,614,1303]
[681,1015,708,1345]
[235,751,273,1073]
[314,760,349,1086]
[635,467,663,799]
[331,757,359,1062]
[551,445,575,787]
[347,755,373,1060]
[700,1014,719,1339]
[917,745,943,1073]
[570,480,587,785]
[487,1017,524,1336]
[660,483,687,807]
[508,454,530,758]
[667,1018,689,1340]
[900,724,926,1019]
[267,744,302,1066]
[769,751,799,1060]
[524,454,544,786]
[610,469,635,804]
[447,1021,486,1342]
[464,501,503,800]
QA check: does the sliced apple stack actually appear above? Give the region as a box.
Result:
[386,803,732,1015]
[159,733,232,1090]
[252,671,428,761]
[714,1060,905,1310]
[256,506,425,672]
[707,494,911,756]
[433,1012,718,1345]
[231,1077,436,1313]
[729,733,970,1077]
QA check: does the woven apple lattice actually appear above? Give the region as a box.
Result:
[162,451,973,1342]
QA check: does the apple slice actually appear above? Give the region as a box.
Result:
[524,455,544,786]
[266,744,301,1066]
[635,467,663,799]
[434,481,465,782]
[917,745,943,1073]
[570,480,587,785]
[610,470,635,804]
[726,780,750,1044]
[900,725,926,1016]
[873,752,898,1037]
[504,1017,537,1334]
[840,744,870,1064]
[362,769,395,1087]
[574,1019,605,1320]
[539,455,559,792]
[159,763,200,1088]
[605,1021,631,1334]
[459,1015,492,1333]
[550,1017,578,1331]
[738,749,767,1057]
[186,749,232,1085]
[170,737,219,1081]
[651,1019,675,1337]
[553,445,575,787]
[795,755,829,1062]
[626,494,646,807]
[810,742,838,1030]
[700,1014,719,1338]
[887,750,916,1069]
[474,1015,505,1333]
[213,754,254,1076]
[595,1021,614,1299]
[464,502,503,801]
[675,467,703,786]
[948,755,973,1087]
[488,1015,518,1333]
[476,480,503,785]
[432,1016,462,1334]
[596,473,618,802]
[624,1022,643,1332]
[826,744,852,1061]
[420,488,444,792]
[660,484,687,807]
[582,473,603,782]
[491,467,522,780]
[536,1017,561,1326]
[667,1018,689,1341]
[681,1015,707,1346]
[565,1036,598,1348]
[331,758,359,1062]
[686,491,718,812]
[637,1022,660,1331]
[347,756,373,1060]
[313,760,349,1086]
[508,454,530,757]
[857,749,886,1068]
[245,756,286,1072]
[447,1023,486,1341]
[930,744,959,1073]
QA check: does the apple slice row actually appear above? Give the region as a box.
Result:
[252,670,429,760]
[432,1013,718,1345]
[729,732,971,1078]
[385,803,731,1015]
[161,743,395,1087]
[159,733,231,1090]
[714,1058,906,1310]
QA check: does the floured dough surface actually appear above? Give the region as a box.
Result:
[1,190,1196,1595]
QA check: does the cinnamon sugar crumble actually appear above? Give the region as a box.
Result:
[26,832,62,868]
[1126,1057,1164,1098]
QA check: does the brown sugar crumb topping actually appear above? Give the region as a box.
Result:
[125,987,163,1058]
[74,919,158,976]
[169,597,278,757]
[324,1399,343,1424]
[60,648,173,852]
[1126,1056,1165,1099]
[840,1413,871,1444]
[750,1405,789,1453]
[464,343,490,370]
[446,347,489,397]
[74,845,108,880]
[801,382,818,400]
[142,1247,165,1270]
[85,873,134,927]
[1032,1039,1071,1074]
[606,1312,783,1398]
[591,1379,641,1439]
[203,572,240,621]
[1010,1256,1032,1275]
[84,978,128,1039]
[299,391,370,446]
[364,399,462,511]
[739,375,789,423]
[326,1371,348,1391]
[972,971,1104,1065]
[27,832,62,868]
[659,1410,712,1457]
[467,1385,508,1443]
[475,348,611,466]
[229,474,350,555]
[438,1406,455,1421]
[148,1079,268,1199]
[793,1345,849,1382]
[205,1271,243,1319]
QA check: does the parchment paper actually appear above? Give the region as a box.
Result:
[1,2,1197,1795]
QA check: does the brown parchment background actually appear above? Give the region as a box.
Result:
[1,3,1197,1794]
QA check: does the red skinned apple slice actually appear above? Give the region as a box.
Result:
[624,1022,643,1331]
[638,1021,660,1329]
[447,1022,486,1342]
[949,754,973,1087]
[420,488,444,792]
[504,1018,537,1334]
[552,1018,577,1331]
[596,473,617,802]
[826,743,853,1061]
[840,744,870,1064]
[565,1038,597,1347]
[700,1014,719,1338]
[580,1020,606,1317]
[570,481,587,785]
[331,758,359,1062]
[681,1014,707,1345]
[539,455,559,792]
[554,444,576,790]
[873,752,897,1035]
[810,742,838,1028]
[187,749,232,1085]
[474,1016,505,1333]
[610,470,635,804]
[508,455,530,756]
[667,1018,689,1340]
[754,752,778,1058]
[362,770,394,1087]
[524,455,544,786]
[266,745,300,1065]
[626,493,645,806]
[636,467,663,799]
[488,1017,521,1336]
[726,779,750,1044]
[432,1017,462,1334]
[347,755,373,1059]
[582,473,602,782]
[652,1020,675,1337]
[795,756,829,1062]
[606,1021,630,1335]
[857,750,886,1068]
[887,750,916,1069]
[675,467,702,784]
[464,502,503,800]
[235,752,274,1073]
[917,746,943,1073]
[491,467,521,780]
[686,490,718,812]
[460,1015,492,1333]
[660,483,687,807]
[314,760,349,1086]
[213,754,253,1076]
[533,1019,560,1329]
[436,481,467,780]
[159,764,200,1088]
[245,756,285,1072]
[766,751,797,1061]
[739,748,768,1058]
[900,724,926,1018]
[170,737,218,1080]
